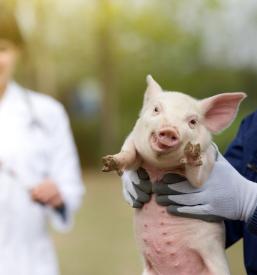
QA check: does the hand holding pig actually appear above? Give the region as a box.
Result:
[122,168,152,208]
[121,141,205,208]
[155,151,257,224]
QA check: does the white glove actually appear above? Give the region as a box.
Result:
[154,153,257,223]
[121,168,152,208]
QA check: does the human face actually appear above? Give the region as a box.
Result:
[0,39,19,89]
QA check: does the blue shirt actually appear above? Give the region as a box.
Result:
[225,110,257,275]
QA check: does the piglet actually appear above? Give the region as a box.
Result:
[102,75,246,275]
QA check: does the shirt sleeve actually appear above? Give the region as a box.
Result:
[224,118,247,248]
[47,103,85,232]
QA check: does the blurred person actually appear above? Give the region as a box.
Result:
[122,110,257,274]
[0,10,84,275]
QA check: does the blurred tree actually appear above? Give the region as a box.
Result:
[96,0,118,154]
[1,0,256,166]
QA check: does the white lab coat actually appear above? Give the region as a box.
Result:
[0,82,85,275]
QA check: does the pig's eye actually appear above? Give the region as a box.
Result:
[153,106,160,114]
[188,118,198,129]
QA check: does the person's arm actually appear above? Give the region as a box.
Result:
[154,151,257,222]
[46,104,85,232]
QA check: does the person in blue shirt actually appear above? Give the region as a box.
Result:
[122,110,257,275]
[224,111,257,274]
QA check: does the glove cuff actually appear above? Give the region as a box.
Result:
[247,204,257,235]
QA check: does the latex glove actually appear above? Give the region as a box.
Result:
[31,179,64,208]
[154,153,257,223]
[121,168,152,208]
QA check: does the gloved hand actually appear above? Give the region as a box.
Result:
[154,153,257,223]
[121,168,152,208]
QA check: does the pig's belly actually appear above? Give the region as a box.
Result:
[134,196,225,275]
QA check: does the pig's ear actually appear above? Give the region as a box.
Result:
[200,92,247,133]
[144,75,162,103]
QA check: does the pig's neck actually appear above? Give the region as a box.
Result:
[142,162,185,182]
[142,143,216,183]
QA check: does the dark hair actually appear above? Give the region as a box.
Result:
[0,8,24,47]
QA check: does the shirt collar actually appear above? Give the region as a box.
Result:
[1,81,29,114]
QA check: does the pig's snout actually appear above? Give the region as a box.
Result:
[157,128,180,147]
[151,127,181,153]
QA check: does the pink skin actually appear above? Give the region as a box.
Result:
[135,173,223,275]
[102,75,246,275]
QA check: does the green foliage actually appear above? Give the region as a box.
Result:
[8,0,257,166]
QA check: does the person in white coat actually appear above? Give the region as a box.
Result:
[0,11,85,275]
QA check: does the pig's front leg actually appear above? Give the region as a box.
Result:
[180,142,214,188]
[102,135,141,176]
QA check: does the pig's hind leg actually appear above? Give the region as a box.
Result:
[102,134,141,175]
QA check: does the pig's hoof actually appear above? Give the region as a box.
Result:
[102,155,118,171]
[183,142,203,166]
[184,142,193,153]
[102,155,123,176]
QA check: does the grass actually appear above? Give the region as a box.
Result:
[52,170,246,275]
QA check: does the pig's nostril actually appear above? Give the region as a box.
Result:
[158,130,179,140]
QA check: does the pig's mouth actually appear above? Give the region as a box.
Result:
[150,131,180,154]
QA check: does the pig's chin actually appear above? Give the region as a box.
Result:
[150,133,180,154]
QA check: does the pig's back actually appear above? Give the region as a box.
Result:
[134,192,226,275]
